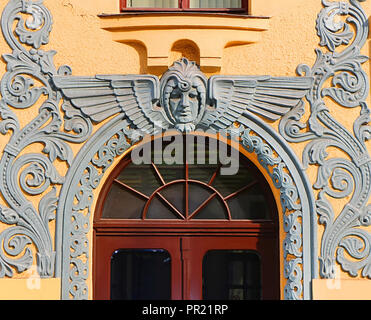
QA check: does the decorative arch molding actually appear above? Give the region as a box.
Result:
[0,0,368,301]
[57,109,316,300]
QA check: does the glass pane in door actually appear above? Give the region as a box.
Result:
[111,249,171,300]
[202,250,261,300]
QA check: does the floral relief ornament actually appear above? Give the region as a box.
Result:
[0,0,313,300]
[280,0,371,279]
[0,0,91,278]
[0,0,311,277]
[0,0,369,301]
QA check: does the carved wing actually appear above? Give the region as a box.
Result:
[202,75,313,129]
[52,74,169,134]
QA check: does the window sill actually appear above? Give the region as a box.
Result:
[99,12,270,69]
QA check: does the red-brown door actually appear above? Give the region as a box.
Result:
[181,236,278,300]
[93,134,280,300]
[94,236,182,300]
[94,234,279,300]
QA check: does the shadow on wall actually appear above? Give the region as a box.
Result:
[121,39,222,76]
[121,41,148,74]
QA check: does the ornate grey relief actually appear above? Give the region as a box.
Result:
[54,58,315,299]
[58,115,142,299]
[239,122,306,300]
[1,0,355,301]
[280,0,371,279]
[58,110,315,300]
[52,50,314,299]
[0,0,90,277]
[52,58,313,134]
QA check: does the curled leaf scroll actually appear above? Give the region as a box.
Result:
[0,0,91,278]
[280,0,371,279]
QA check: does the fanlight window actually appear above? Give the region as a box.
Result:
[101,135,275,221]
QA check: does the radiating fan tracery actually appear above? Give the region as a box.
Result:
[102,137,273,221]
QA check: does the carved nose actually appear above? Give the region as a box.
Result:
[181,94,190,107]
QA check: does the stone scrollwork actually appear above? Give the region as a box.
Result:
[0,0,314,300]
[0,0,91,277]
[59,118,141,299]
[53,36,314,299]
[280,0,371,279]
[58,112,312,300]
[239,124,306,300]
[0,0,368,301]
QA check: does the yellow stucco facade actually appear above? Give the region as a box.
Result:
[0,0,370,300]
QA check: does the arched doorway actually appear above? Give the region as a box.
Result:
[93,133,280,300]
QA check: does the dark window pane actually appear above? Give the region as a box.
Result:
[102,183,145,219]
[227,184,270,220]
[188,183,216,215]
[102,135,274,221]
[186,136,219,179]
[146,193,181,219]
[203,250,261,300]
[116,163,161,196]
[155,135,185,182]
[188,164,219,184]
[111,249,171,300]
[211,165,255,197]
[156,164,185,183]
[192,196,228,220]
[158,183,185,215]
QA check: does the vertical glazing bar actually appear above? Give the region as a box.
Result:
[181,237,191,300]
[183,0,190,8]
[121,0,127,10]
[185,161,189,218]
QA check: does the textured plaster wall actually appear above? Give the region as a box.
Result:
[0,0,369,299]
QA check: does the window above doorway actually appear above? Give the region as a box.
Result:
[120,0,249,14]
[100,0,268,70]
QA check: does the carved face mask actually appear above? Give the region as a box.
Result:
[168,80,201,124]
[160,58,207,131]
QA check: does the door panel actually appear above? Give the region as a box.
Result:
[94,235,279,300]
[183,236,279,300]
[202,250,261,300]
[110,248,172,299]
[94,236,182,300]
[182,236,259,300]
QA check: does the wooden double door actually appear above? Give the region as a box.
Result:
[94,233,279,300]
[93,135,280,300]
